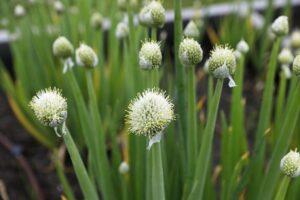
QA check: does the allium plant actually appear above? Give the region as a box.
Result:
[1,1,300,200]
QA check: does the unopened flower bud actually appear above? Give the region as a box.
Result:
[116,22,129,39]
[119,161,129,174]
[139,41,162,70]
[76,44,98,68]
[179,38,203,66]
[293,54,300,76]
[236,39,249,54]
[30,88,67,128]
[183,21,200,39]
[139,1,165,28]
[271,16,289,36]
[278,48,293,65]
[291,30,300,49]
[234,50,242,60]
[14,5,26,18]
[53,36,74,59]
[118,0,127,11]
[90,12,103,30]
[280,150,300,178]
[208,45,237,87]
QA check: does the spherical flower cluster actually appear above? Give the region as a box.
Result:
[119,161,129,174]
[236,39,249,54]
[208,45,236,77]
[271,16,289,36]
[126,88,174,137]
[53,36,74,59]
[54,1,64,14]
[139,1,165,28]
[76,44,98,68]
[90,12,103,30]
[14,4,26,18]
[116,22,129,39]
[139,41,162,70]
[278,48,293,65]
[29,88,67,128]
[179,38,203,66]
[183,21,200,39]
[291,30,300,49]
[293,54,300,76]
[280,150,300,178]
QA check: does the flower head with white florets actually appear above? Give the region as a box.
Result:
[126,88,175,149]
[280,149,300,178]
[271,15,289,37]
[53,36,75,73]
[29,88,67,130]
[139,40,162,70]
[76,43,98,68]
[208,45,237,87]
[139,1,165,28]
[179,38,203,66]
[278,48,294,78]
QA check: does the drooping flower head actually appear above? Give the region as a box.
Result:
[139,41,162,70]
[280,149,300,178]
[179,38,203,66]
[208,45,237,87]
[139,1,165,28]
[29,88,67,128]
[76,43,98,68]
[126,88,174,138]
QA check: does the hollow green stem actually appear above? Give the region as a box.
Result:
[151,142,165,200]
[187,66,197,175]
[58,124,99,200]
[274,176,291,200]
[187,79,224,200]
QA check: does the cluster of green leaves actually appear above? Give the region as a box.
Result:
[0,0,300,200]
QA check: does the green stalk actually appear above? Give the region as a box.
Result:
[151,142,165,200]
[258,81,300,200]
[187,79,224,200]
[174,0,187,155]
[58,124,99,200]
[187,66,197,174]
[247,37,282,199]
[274,176,291,200]
[52,150,76,200]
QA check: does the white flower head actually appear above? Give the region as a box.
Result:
[76,44,98,68]
[30,88,67,128]
[54,1,64,14]
[278,48,293,65]
[280,149,300,178]
[126,88,175,138]
[115,22,129,39]
[291,30,300,49]
[119,161,130,174]
[184,20,200,39]
[293,54,300,76]
[271,16,289,36]
[179,38,203,66]
[139,41,162,70]
[139,1,165,28]
[14,4,26,17]
[53,36,74,59]
[90,12,103,30]
[208,45,237,87]
[236,39,249,54]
